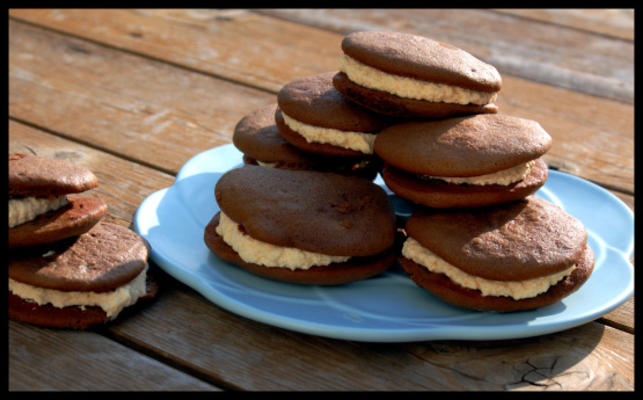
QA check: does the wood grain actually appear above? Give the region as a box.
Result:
[8,17,634,193]
[110,280,633,390]
[256,8,634,104]
[492,9,634,41]
[599,297,634,334]
[10,8,635,103]
[405,322,633,390]
[9,321,220,390]
[495,74,633,193]
[9,19,274,175]
[9,9,340,94]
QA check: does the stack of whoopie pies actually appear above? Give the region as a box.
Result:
[206,30,594,312]
[9,153,157,329]
[210,41,406,285]
[335,30,593,311]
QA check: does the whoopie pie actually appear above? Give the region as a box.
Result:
[204,165,398,285]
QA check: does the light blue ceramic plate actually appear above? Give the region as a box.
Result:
[134,144,634,342]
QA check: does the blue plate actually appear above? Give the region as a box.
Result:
[134,144,633,342]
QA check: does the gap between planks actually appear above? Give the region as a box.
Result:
[486,9,634,43]
[94,321,243,391]
[9,115,179,177]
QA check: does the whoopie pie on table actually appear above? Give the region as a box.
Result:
[9,221,158,329]
[8,153,157,329]
[9,153,107,248]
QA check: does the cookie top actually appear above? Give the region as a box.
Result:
[9,221,149,292]
[341,31,501,92]
[9,153,99,197]
[405,196,588,281]
[277,72,391,132]
[214,165,396,256]
[375,114,552,176]
[232,104,313,165]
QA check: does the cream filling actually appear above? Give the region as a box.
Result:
[281,111,376,155]
[9,265,148,320]
[402,237,574,300]
[9,195,69,228]
[216,211,350,270]
[339,54,497,106]
[256,160,277,168]
[420,160,534,186]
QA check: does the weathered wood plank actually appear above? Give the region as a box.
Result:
[111,279,633,390]
[256,8,633,104]
[492,9,634,41]
[599,297,634,334]
[8,18,634,193]
[9,8,340,94]
[10,8,634,103]
[9,321,220,390]
[404,322,633,390]
[9,19,274,175]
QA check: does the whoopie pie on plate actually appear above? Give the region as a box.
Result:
[204,165,398,285]
[234,104,381,180]
[374,114,551,208]
[275,72,392,159]
[399,196,594,312]
[333,31,501,119]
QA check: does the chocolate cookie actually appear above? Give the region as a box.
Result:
[9,197,108,248]
[233,104,381,180]
[334,31,501,118]
[205,165,397,285]
[9,153,99,197]
[9,221,157,329]
[375,114,552,208]
[9,153,106,247]
[399,196,594,312]
[276,72,392,158]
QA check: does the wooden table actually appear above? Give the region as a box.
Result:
[8,9,634,391]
